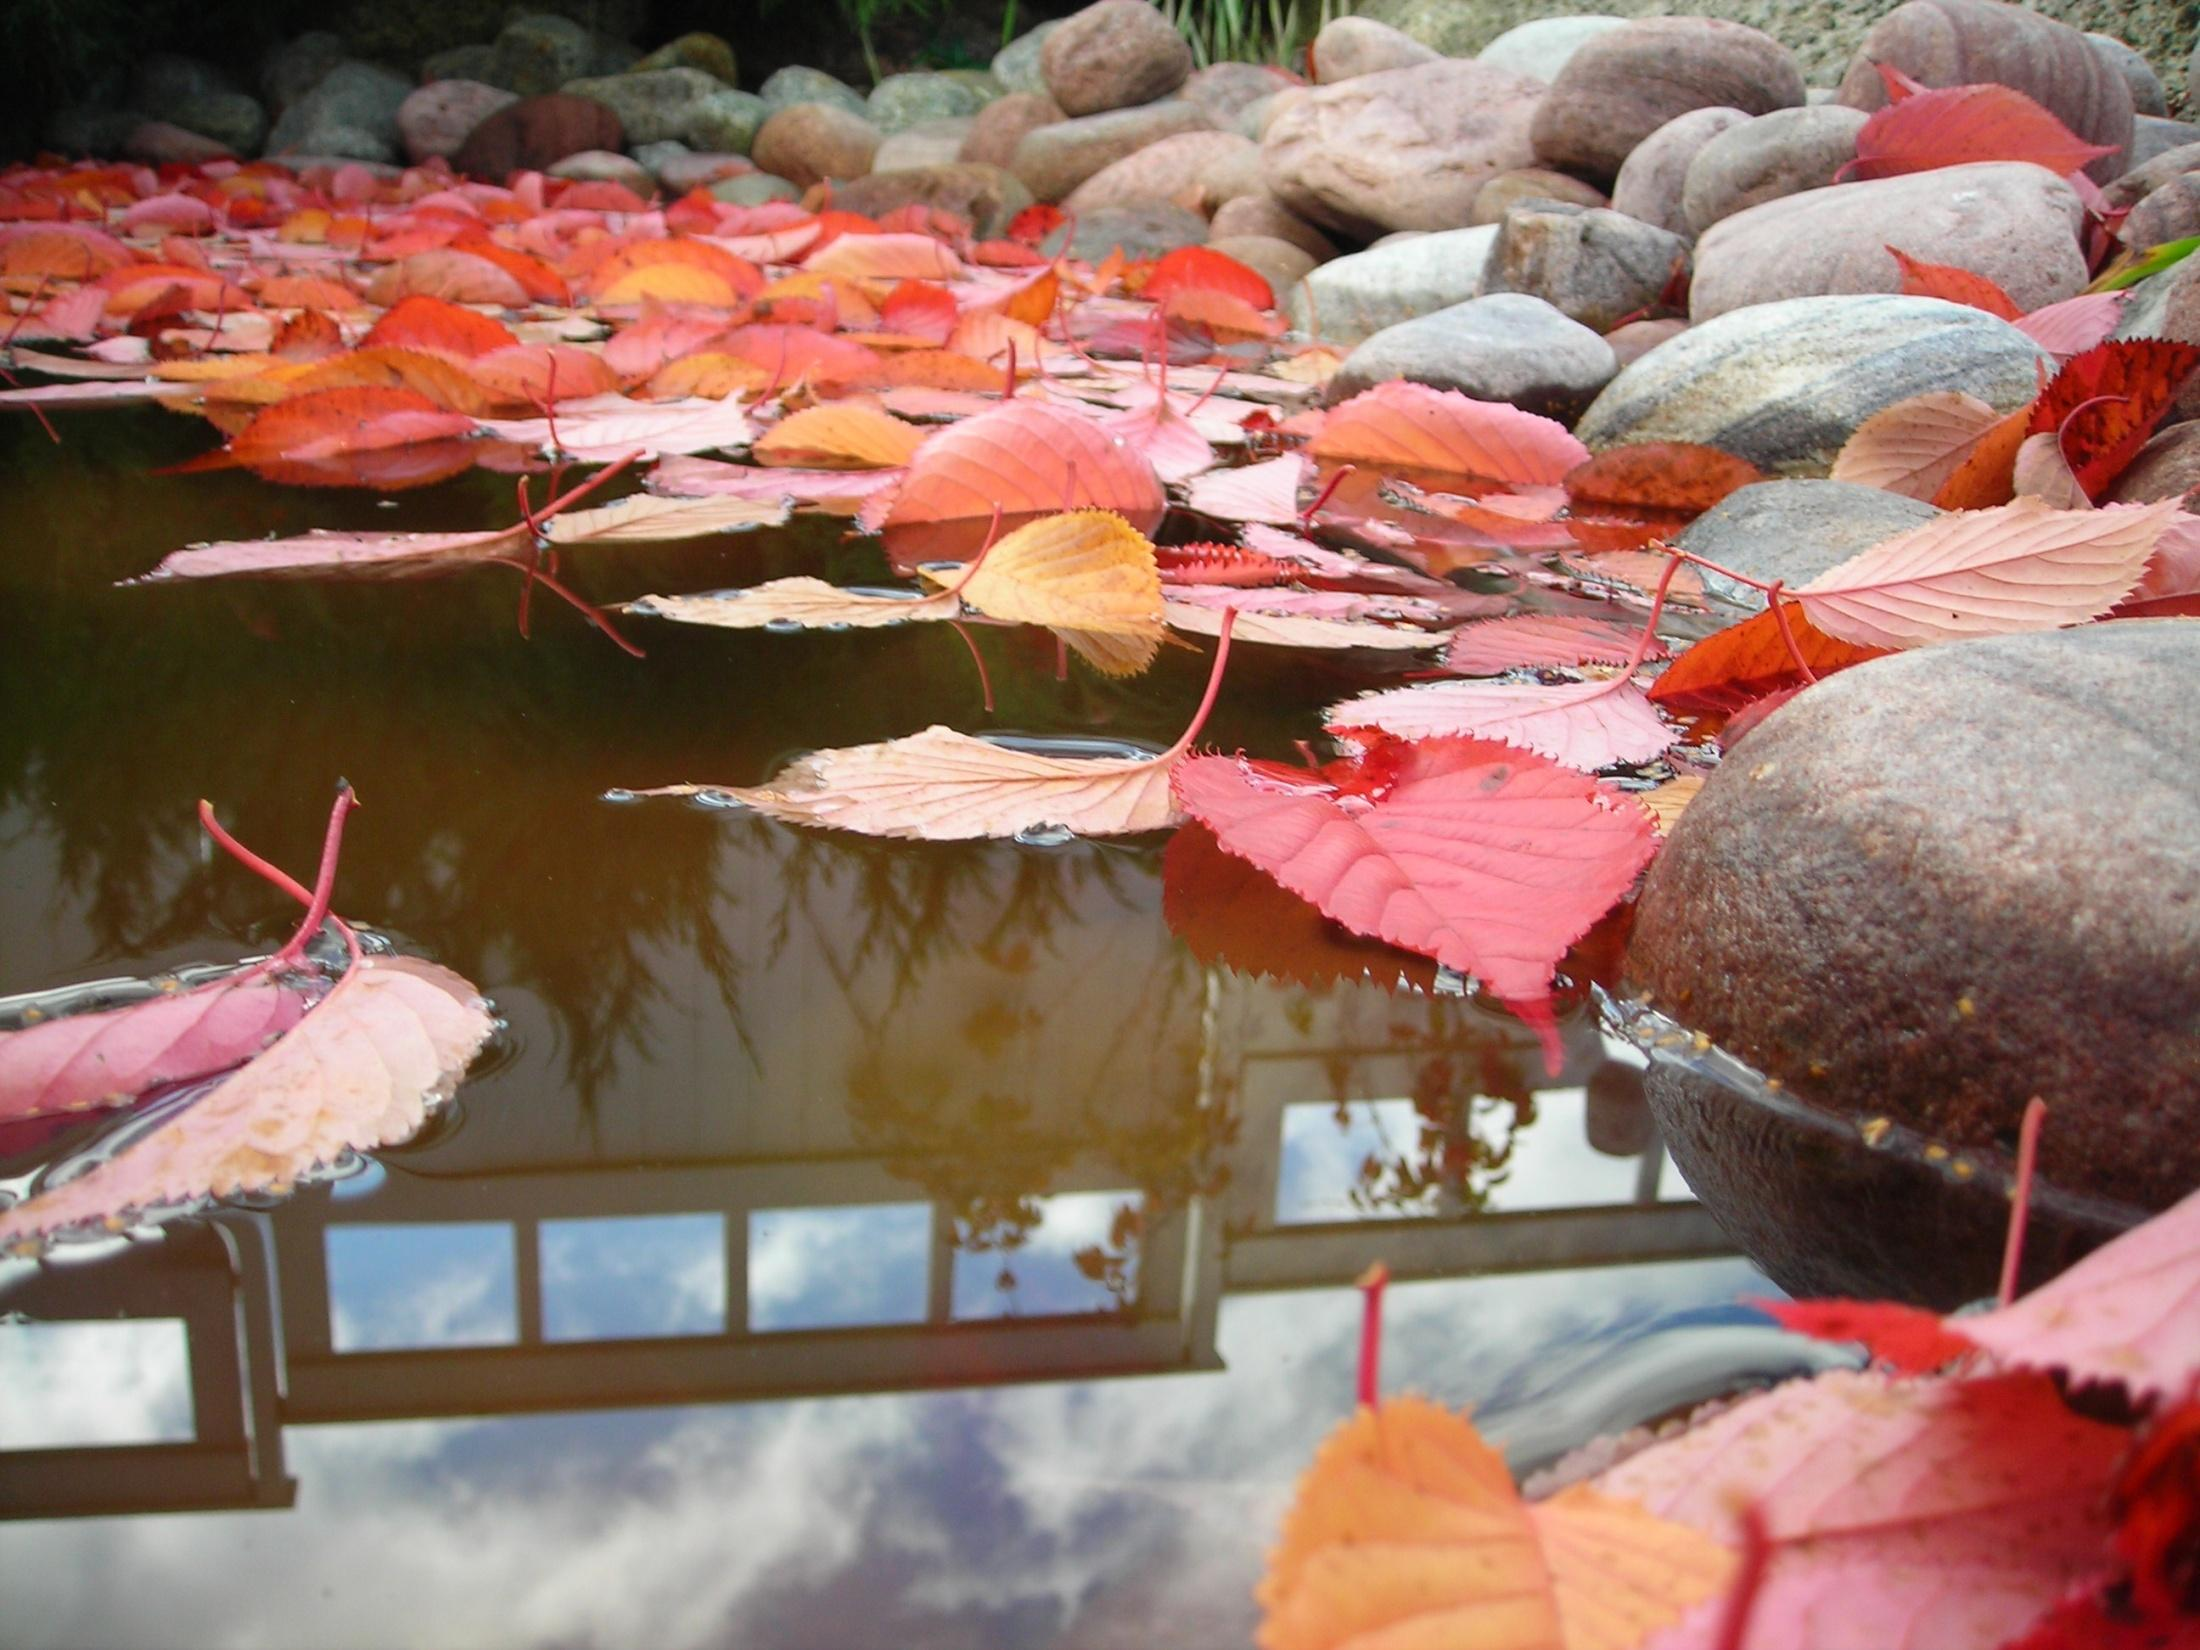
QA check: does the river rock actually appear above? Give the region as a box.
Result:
[1208,234,1321,293]
[1311,17,1440,81]
[1577,293,2050,473]
[872,120,976,172]
[633,33,738,84]
[1260,58,1545,238]
[1065,130,1263,216]
[1324,292,1618,418]
[992,22,1062,97]
[1042,0,1194,116]
[549,150,654,193]
[1481,202,1687,333]
[1681,105,1867,233]
[122,121,234,166]
[1010,102,1214,203]
[167,92,267,157]
[1183,62,1293,127]
[2105,422,2200,505]
[2087,31,2166,116]
[422,45,499,86]
[1532,19,1805,181]
[265,61,411,163]
[959,94,1065,170]
[261,32,345,114]
[683,91,767,155]
[1689,162,2087,321]
[2131,118,2200,171]
[1836,0,2133,185]
[752,104,882,188]
[1478,16,1630,82]
[1627,622,2200,1304]
[133,54,232,120]
[492,14,599,97]
[759,67,867,119]
[1472,169,1607,224]
[1676,479,1943,608]
[2123,176,2200,249]
[1605,316,1687,365]
[711,173,801,206]
[47,107,145,158]
[399,81,519,164]
[452,93,623,179]
[1611,106,1751,237]
[832,163,1033,237]
[652,150,754,192]
[1287,225,1498,343]
[1210,195,1339,261]
[1042,200,1210,260]
[2106,141,2200,208]
[869,73,987,135]
[564,68,721,146]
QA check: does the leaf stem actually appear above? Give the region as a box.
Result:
[1164,607,1238,760]
[1710,1503,1771,1650]
[1356,1261,1388,1409]
[1762,581,1818,684]
[1997,1096,2048,1307]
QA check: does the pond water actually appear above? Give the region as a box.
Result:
[0,411,1786,1648]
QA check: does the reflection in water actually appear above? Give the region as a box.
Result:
[0,413,1773,1645]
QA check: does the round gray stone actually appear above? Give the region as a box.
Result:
[1680,104,1867,233]
[760,67,867,118]
[868,73,987,135]
[992,22,1064,98]
[1286,226,1499,345]
[1323,292,1619,420]
[1676,479,1943,609]
[1479,202,1689,334]
[1576,294,2051,475]
[1476,16,1631,82]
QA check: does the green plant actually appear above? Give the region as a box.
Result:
[1155,0,1357,68]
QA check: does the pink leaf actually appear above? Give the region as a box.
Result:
[0,975,308,1123]
[1445,613,1665,674]
[1956,1183,2200,1405]
[480,393,755,461]
[1310,381,1588,486]
[2017,292,2128,358]
[1793,497,2182,648]
[1185,452,1309,524]
[1327,678,1677,770]
[0,957,494,1251]
[1171,736,1657,1007]
[1850,82,2118,180]
[866,400,1166,536]
[650,454,905,512]
[146,526,524,581]
[1599,1371,2128,1650]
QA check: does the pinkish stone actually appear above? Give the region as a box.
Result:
[398,80,519,164]
[1064,130,1262,217]
[1041,0,1193,117]
[1531,18,1804,181]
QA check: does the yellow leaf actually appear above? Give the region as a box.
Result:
[546,494,792,544]
[598,262,740,307]
[934,510,1163,672]
[1260,1398,1731,1650]
[753,402,928,470]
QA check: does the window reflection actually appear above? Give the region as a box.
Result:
[541,1214,727,1342]
[747,1204,930,1332]
[0,1320,195,1448]
[951,1191,1143,1320]
[327,1224,518,1352]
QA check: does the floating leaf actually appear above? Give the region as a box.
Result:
[1176,736,1659,1022]
[868,399,1166,537]
[937,509,1164,664]
[482,393,755,461]
[1259,1397,1729,1650]
[1831,390,2006,501]
[360,293,520,358]
[1311,382,1588,486]
[1185,452,1309,525]
[1328,678,1676,770]
[220,385,477,469]
[1445,613,1665,674]
[147,525,524,580]
[543,493,792,543]
[753,402,928,469]
[1163,596,1443,651]
[0,955,494,1251]
[627,579,961,632]
[1792,497,2180,648]
[1562,442,1765,551]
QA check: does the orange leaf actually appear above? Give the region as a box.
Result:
[1650,601,1889,712]
[1161,287,1287,340]
[814,349,1004,395]
[753,403,929,470]
[278,346,507,415]
[361,294,521,359]
[643,352,771,400]
[873,401,1166,536]
[225,386,477,467]
[1832,390,2006,501]
[803,231,962,283]
[1310,382,1587,487]
[879,279,958,343]
[1259,1397,1730,1650]
[271,309,345,362]
[365,249,530,308]
[586,238,762,305]
[1141,245,1274,311]
[1887,246,2022,319]
[1931,403,2031,509]
[1562,442,1764,551]
[254,274,366,311]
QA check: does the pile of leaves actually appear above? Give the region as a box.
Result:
[1260,1122,2200,1650]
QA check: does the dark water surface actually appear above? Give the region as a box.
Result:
[0,412,1776,1649]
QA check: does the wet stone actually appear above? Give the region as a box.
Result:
[1323,292,1619,421]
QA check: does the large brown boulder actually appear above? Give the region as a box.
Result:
[751,103,882,189]
[1531,18,1804,182]
[1259,58,1546,239]
[452,93,622,180]
[1041,0,1194,116]
[1836,0,2134,184]
[1010,101,1214,203]
[1626,623,2200,1304]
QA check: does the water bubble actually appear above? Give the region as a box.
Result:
[763,618,806,634]
[601,787,639,804]
[1433,967,1470,997]
[1013,823,1077,847]
[689,789,748,812]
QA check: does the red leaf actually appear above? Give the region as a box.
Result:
[1004,204,1067,245]
[868,400,1166,541]
[1850,81,2118,180]
[2027,340,2200,500]
[361,293,521,358]
[1141,245,1274,311]
[1887,245,2023,320]
[1762,1298,1976,1374]
[1563,441,1765,550]
[1155,540,1293,587]
[1650,601,1890,713]
[225,386,477,467]
[1171,737,1658,1011]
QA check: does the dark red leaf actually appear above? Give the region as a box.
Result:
[1563,441,1765,551]
[2027,340,2200,500]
